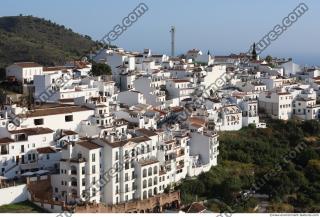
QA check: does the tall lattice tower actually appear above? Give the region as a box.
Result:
[170,26,175,57]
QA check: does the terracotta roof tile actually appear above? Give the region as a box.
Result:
[0,137,14,144]
[77,140,101,150]
[37,146,56,154]
[9,127,54,136]
[13,62,42,68]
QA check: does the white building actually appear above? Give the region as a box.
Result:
[259,90,293,120]
[166,79,194,101]
[0,127,58,178]
[6,62,43,84]
[51,139,101,203]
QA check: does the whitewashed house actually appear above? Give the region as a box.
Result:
[6,62,43,84]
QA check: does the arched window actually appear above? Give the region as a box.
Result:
[153,187,158,195]
[131,149,135,157]
[125,161,129,170]
[71,189,77,197]
[143,169,147,177]
[71,165,77,175]
[148,178,152,187]
[143,191,147,199]
[148,189,152,197]
[143,180,147,188]
[153,166,158,174]
[148,167,152,176]
[71,177,77,187]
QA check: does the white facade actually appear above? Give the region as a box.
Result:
[259,90,293,120]
[6,62,43,84]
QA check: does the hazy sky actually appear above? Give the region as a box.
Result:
[1,0,319,65]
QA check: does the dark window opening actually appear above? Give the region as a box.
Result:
[34,118,44,125]
[65,115,73,122]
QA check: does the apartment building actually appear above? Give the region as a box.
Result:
[213,105,243,131]
[6,62,43,84]
[166,79,195,101]
[3,103,94,131]
[0,127,57,178]
[259,90,293,120]
[133,75,166,109]
[51,139,101,203]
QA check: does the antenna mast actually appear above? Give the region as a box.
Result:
[170,26,175,57]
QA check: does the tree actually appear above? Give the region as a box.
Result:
[221,177,242,203]
[305,160,320,182]
[265,55,272,63]
[302,120,320,135]
[91,63,112,76]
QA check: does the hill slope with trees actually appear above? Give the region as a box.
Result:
[0,15,100,70]
[177,119,320,212]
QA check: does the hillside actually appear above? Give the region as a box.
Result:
[0,15,100,70]
[178,119,320,212]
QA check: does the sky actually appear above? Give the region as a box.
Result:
[0,0,319,66]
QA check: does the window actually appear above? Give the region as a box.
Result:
[65,115,73,122]
[46,154,50,160]
[21,145,24,153]
[92,153,96,162]
[125,161,129,170]
[92,165,96,174]
[82,166,85,175]
[153,166,158,174]
[34,118,44,125]
[71,177,77,187]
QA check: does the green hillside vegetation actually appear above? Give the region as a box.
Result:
[0,15,101,70]
[177,119,320,212]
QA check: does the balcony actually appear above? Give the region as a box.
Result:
[20,161,38,170]
[71,181,77,187]
[176,149,185,158]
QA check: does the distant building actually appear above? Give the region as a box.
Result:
[6,62,43,84]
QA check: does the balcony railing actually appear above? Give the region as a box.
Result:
[20,161,38,170]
